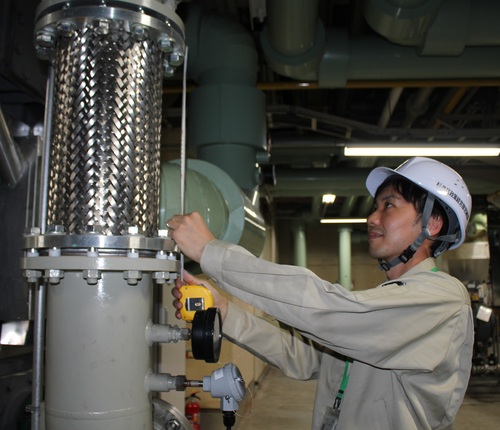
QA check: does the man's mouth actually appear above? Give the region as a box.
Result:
[367,229,383,240]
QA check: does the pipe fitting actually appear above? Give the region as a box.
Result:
[146,322,190,346]
[145,372,187,393]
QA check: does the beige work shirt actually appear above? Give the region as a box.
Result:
[201,240,473,430]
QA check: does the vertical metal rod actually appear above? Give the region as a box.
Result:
[38,65,55,234]
[179,47,188,283]
[31,280,47,430]
[31,65,55,430]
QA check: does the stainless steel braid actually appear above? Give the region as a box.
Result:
[47,26,162,237]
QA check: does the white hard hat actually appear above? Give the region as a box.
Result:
[366,157,471,251]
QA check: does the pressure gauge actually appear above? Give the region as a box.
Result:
[191,307,222,363]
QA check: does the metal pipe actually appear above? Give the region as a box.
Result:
[378,87,404,128]
[38,65,54,234]
[338,228,352,291]
[401,87,434,128]
[293,221,307,267]
[31,279,47,430]
[163,78,500,94]
[30,64,56,430]
[267,0,319,56]
[0,105,23,187]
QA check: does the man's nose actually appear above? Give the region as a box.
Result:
[367,210,380,225]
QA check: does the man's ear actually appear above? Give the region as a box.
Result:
[427,215,444,237]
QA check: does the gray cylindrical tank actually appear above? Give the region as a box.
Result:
[44,271,153,429]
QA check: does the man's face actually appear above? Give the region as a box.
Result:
[367,186,422,262]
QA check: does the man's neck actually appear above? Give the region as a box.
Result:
[385,248,432,280]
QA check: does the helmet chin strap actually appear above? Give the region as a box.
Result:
[378,194,435,272]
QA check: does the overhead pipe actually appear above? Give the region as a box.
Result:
[260,0,324,80]
[271,167,500,197]
[338,228,352,290]
[363,0,445,46]
[261,0,500,87]
[185,4,267,194]
[292,221,308,267]
[159,160,266,258]
[378,87,404,128]
[401,87,435,128]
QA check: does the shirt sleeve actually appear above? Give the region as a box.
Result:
[223,301,322,380]
[201,240,469,371]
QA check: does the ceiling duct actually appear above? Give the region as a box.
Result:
[260,0,500,87]
[184,4,267,194]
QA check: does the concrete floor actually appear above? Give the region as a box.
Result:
[203,366,500,430]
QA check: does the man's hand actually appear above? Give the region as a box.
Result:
[172,271,228,322]
[167,212,215,263]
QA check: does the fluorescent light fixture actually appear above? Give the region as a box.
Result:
[322,194,336,204]
[320,218,367,224]
[344,145,500,157]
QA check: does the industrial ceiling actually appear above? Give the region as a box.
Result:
[162,0,500,225]
[2,0,500,227]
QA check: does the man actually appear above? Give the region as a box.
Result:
[169,157,474,430]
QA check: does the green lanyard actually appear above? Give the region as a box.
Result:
[333,359,351,410]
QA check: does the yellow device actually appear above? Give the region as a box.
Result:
[179,284,214,322]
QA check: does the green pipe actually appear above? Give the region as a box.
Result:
[160,159,266,257]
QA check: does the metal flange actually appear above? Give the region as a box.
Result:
[34,0,185,64]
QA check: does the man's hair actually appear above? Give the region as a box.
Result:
[375,175,449,254]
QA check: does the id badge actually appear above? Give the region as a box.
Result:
[320,407,340,430]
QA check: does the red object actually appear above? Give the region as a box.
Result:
[185,394,201,430]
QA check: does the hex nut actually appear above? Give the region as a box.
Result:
[131,23,148,41]
[57,20,76,37]
[163,64,175,78]
[36,31,55,48]
[127,225,139,235]
[25,226,41,236]
[157,229,169,238]
[157,36,174,53]
[94,18,110,35]
[46,269,64,284]
[124,270,142,285]
[169,52,184,67]
[23,270,42,283]
[47,225,65,234]
[83,269,101,285]
[153,271,169,284]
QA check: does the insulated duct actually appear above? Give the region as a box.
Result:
[160,160,266,258]
[271,167,500,198]
[261,0,500,86]
[184,4,267,193]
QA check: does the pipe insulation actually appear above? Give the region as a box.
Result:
[185,4,267,193]
[160,160,266,258]
[262,0,500,86]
